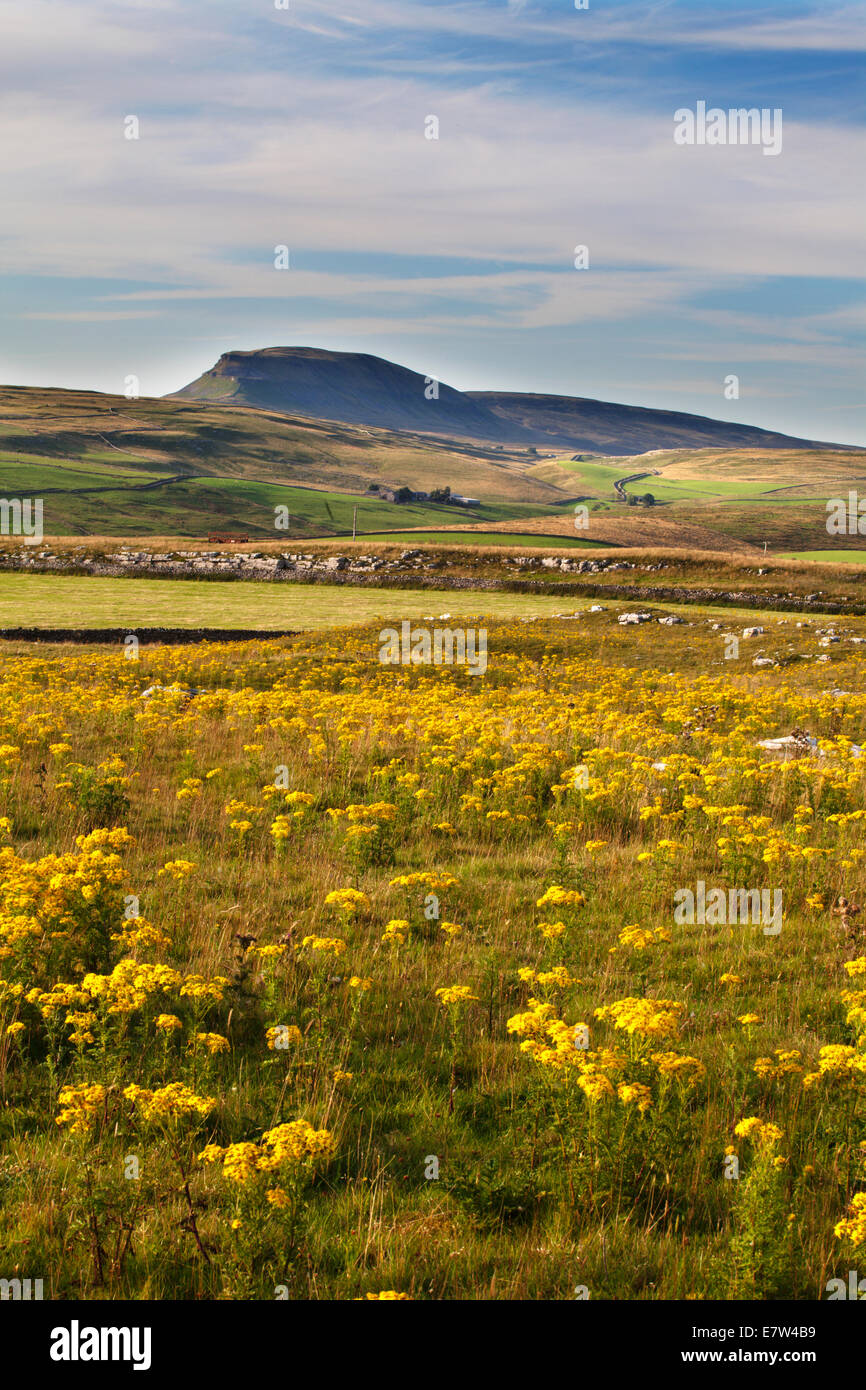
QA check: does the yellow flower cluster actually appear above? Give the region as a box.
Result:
[56,1083,109,1133]
[324,889,370,914]
[834,1193,866,1248]
[594,996,685,1041]
[389,872,458,892]
[123,1083,215,1122]
[435,985,479,1007]
[200,1119,335,1182]
[536,885,586,910]
[300,935,347,957]
[733,1116,785,1146]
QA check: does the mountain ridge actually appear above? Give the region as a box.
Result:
[169,346,844,455]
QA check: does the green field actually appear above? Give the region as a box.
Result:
[0,451,167,489]
[0,572,845,634]
[0,573,593,630]
[0,467,558,541]
[782,550,866,565]
[540,458,625,492]
[344,530,598,548]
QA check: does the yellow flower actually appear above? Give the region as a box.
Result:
[618,924,669,952]
[435,985,479,1007]
[155,1013,183,1033]
[266,1186,292,1208]
[191,1032,230,1055]
[537,966,575,988]
[158,859,198,880]
[300,935,347,957]
[734,1117,783,1147]
[204,1119,336,1184]
[537,920,567,940]
[56,1083,109,1133]
[577,1072,615,1103]
[617,1082,652,1113]
[536,885,586,909]
[266,1024,303,1048]
[835,1193,866,1247]
[595,997,685,1041]
[389,872,457,893]
[324,888,370,914]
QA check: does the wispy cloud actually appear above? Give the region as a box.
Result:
[286,0,866,52]
[19,310,163,322]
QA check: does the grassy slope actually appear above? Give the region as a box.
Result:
[422,511,764,555]
[0,385,572,531]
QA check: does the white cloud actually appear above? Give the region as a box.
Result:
[0,81,861,293]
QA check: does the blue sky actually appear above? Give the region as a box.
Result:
[0,0,863,443]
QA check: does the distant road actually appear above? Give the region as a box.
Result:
[613,469,660,502]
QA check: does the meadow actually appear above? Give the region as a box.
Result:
[0,607,864,1300]
[0,574,593,631]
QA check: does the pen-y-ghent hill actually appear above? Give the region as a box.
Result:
[170,346,835,455]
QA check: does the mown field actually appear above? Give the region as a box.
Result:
[0,574,592,631]
[0,609,864,1300]
[785,552,866,566]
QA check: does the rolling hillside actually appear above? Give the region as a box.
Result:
[1,380,863,552]
[0,384,571,537]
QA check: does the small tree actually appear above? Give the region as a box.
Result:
[641,492,655,507]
